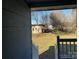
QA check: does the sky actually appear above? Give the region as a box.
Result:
[31,9,72,24]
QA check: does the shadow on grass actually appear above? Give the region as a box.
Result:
[39,46,55,59]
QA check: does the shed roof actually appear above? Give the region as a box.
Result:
[32,24,45,26]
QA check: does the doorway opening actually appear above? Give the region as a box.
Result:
[31,8,77,59]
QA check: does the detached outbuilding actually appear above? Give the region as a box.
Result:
[32,24,45,33]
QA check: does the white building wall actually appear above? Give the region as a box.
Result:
[32,26,43,33]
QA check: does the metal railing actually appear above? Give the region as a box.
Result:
[57,36,77,59]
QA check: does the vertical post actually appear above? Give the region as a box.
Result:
[57,36,59,59]
[74,41,77,58]
[57,36,59,42]
[55,45,58,59]
[62,42,64,57]
[66,41,67,56]
[70,42,71,57]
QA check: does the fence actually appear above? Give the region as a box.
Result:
[57,36,77,59]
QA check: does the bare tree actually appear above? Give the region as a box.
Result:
[40,15,48,24]
[50,12,67,31]
[70,9,77,33]
[49,10,77,33]
[31,12,39,24]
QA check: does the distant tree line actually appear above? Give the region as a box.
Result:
[49,10,76,33]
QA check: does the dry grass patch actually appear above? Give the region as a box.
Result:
[32,33,76,54]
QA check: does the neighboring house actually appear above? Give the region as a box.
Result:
[32,24,45,34]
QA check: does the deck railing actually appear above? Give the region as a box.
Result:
[57,36,77,59]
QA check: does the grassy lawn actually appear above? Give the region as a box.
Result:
[32,33,76,55]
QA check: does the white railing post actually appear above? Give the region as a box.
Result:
[55,44,58,59]
[32,44,39,59]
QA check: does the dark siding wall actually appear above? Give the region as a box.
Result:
[2,0,32,59]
